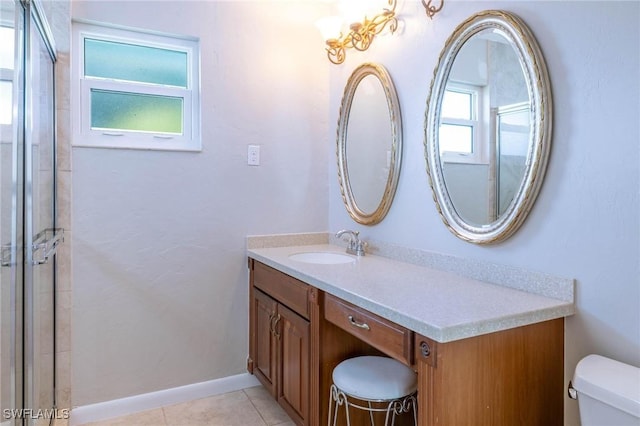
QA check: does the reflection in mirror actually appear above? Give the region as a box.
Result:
[441,28,530,225]
[425,10,552,243]
[347,74,390,213]
[337,63,402,225]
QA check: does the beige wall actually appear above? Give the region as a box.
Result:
[48,3,639,426]
[326,2,639,426]
[70,0,330,407]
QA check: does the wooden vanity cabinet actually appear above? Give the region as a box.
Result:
[320,293,415,426]
[249,258,567,426]
[277,302,310,423]
[415,318,564,426]
[248,259,315,426]
[324,293,413,367]
[251,288,278,395]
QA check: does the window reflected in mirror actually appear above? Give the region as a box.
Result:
[440,87,478,155]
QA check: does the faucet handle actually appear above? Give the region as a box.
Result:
[353,240,367,256]
[335,229,366,256]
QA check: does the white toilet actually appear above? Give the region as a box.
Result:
[571,354,640,425]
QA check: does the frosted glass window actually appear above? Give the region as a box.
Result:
[84,38,188,88]
[91,89,183,134]
[440,124,473,154]
[74,21,200,151]
[0,27,14,71]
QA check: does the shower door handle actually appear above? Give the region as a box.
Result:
[32,228,64,265]
[1,244,12,267]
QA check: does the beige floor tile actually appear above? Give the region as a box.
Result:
[163,390,267,426]
[243,385,292,426]
[79,408,166,426]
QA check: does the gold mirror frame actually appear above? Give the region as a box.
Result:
[337,63,402,225]
[425,10,552,244]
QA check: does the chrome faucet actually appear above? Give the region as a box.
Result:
[335,229,367,256]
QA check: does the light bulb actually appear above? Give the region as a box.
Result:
[315,16,343,41]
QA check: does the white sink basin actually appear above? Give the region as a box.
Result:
[288,251,355,265]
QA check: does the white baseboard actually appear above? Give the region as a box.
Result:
[69,373,260,426]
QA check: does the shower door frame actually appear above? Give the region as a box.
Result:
[2,0,59,424]
[23,0,59,423]
[1,0,27,423]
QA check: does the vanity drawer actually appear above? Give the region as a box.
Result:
[251,260,309,319]
[324,293,413,366]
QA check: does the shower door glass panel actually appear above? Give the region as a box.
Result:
[24,3,56,424]
[1,1,24,424]
[496,104,529,216]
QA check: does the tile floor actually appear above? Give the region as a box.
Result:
[70,385,295,426]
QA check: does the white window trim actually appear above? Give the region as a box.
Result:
[440,83,488,165]
[72,20,201,152]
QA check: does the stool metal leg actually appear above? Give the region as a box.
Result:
[329,385,417,426]
[384,394,418,426]
[328,384,338,426]
[367,401,375,426]
[344,395,352,426]
[328,384,352,426]
[412,397,417,426]
[328,384,334,426]
[384,400,395,426]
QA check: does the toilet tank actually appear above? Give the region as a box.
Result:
[572,354,640,426]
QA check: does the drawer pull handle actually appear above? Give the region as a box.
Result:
[268,312,276,335]
[348,315,370,331]
[273,314,282,340]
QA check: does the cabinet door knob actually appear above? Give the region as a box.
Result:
[348,315,371,331]
[420,341,431,358]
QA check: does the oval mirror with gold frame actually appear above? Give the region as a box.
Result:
[425,10,552,244]
[337,63,402,225]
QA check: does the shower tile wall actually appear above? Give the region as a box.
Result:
[42,0,72,409]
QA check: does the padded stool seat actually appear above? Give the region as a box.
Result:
[333,356,418,401]
[328,356,418,426]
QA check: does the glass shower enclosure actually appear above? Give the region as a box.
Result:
[1,0,61,424]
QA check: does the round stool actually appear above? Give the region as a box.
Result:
[328,356,418,426]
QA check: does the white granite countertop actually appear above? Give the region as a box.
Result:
[247,242,575,343]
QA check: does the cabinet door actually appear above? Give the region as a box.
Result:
[252,289,278,396]
[277,303,310,426]
[415,319,564,426]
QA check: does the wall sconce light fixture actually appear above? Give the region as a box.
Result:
[317,0,446,65]
[422,0,445,19]
[317,0,399,65]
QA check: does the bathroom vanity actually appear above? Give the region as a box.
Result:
[247,239,574,426]
[245,9,568,425]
